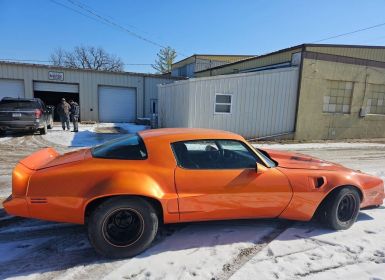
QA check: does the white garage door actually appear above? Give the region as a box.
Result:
[98,86,137,122]
[33,82,79,93]
[0,79,24,99]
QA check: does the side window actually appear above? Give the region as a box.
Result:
[172,139,260,169]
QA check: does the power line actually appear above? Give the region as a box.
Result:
[0,58,152,66]
[312,22,385,43]
[50,0,187,57]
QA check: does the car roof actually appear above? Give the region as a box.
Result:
[139,128,244,142]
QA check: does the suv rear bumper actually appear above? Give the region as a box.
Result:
[0,120,42,131]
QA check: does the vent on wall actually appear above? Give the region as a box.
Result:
[30,198,47,204]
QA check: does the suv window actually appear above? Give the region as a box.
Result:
[0,100,40,110]
[92,134,147,160]
[172,139,263,169]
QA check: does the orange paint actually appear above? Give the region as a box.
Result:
[3,128,384,225]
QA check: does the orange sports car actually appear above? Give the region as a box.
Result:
[3,128,384,258]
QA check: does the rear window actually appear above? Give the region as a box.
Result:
[0,100,40,110]
[91,134,147,160]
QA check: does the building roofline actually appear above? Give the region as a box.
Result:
[194,43,385,74]
[0,60,186,79]
[172,54,256,66]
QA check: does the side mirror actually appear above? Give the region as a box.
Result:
[256,162,268,173]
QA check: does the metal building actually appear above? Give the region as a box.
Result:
[159,67,299,139]
[161,44,385,140]
[171,54,254,78]
[0,61,181,122]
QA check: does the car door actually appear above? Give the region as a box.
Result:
[172,139,292,222]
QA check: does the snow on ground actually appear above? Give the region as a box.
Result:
[0,134,384,279]
[42,123,148,147]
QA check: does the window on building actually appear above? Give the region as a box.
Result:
[323,81,353,113]
[215,94,232,114]
[367,84,385,115]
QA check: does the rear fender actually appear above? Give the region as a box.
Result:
[83,172,179,223]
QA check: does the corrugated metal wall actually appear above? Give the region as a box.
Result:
[196,48,302,77]
[158,67,299,138]
[0,62,178,121]
[158,81,191,127]
[144,77,176,116]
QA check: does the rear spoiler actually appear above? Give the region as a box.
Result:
[19,148,60,170]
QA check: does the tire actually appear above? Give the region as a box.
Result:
[87,197,159,259]
[39,123,47,135]
[320,187,360,230]
[47,116,53,129]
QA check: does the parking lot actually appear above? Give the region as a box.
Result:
[0,130,384,280]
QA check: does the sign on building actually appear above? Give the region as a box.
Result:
[48,71,64,81]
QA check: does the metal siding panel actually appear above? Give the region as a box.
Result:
[0,79,25,99]
[159,67,299,138]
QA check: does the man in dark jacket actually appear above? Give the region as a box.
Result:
[57,98,71,131]
[69,100,80,132]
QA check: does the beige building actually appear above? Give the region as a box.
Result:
[0,62,182,122]
[171,54,255,78]
[190,44,385,140]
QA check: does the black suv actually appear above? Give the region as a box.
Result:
[0,97,54,135]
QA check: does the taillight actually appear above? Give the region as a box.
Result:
[34,109,42,118]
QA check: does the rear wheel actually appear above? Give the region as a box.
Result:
[47,116,53,129]
[320,187,360,230]
[87,197,159,259]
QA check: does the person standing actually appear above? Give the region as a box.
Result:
[57,98,71,131]
[69,100,80,132]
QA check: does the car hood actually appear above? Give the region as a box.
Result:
[262,149,349,171]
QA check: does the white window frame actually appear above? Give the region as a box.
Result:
[214,93,233,114]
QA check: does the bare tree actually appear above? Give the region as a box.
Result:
[152,46,177,74]
[50,46,124,72]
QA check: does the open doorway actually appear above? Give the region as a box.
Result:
[34,91,80,121]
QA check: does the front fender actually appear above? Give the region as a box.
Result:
[278,168,366,221]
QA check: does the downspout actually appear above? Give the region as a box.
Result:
[292,45,306,140]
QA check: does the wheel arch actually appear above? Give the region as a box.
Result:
[84,195,164,225]
[313,184,363,218]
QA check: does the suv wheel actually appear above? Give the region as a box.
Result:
[39,123,48,135]
[47,116,53,129]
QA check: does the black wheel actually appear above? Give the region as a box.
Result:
[320,187,360,230]
[87,197,159,259]
[0,129,5,135]
[47,116,53,129]
[39,123,47,135]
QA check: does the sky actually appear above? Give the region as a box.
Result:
[1,0,385,73]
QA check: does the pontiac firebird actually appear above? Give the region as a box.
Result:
[3,128,384,258]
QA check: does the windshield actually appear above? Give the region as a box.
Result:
[255,148,277,167]
[91,134,147,160]
[0,100,39,110]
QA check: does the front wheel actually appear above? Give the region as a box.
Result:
[321,187,360,230]
[87,197,159,259]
